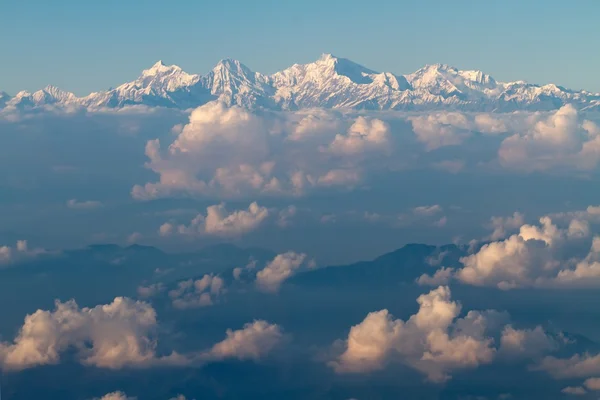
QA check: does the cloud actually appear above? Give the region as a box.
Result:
[66,199,103,210]
[325,117,390,155]
[329,286,498,382]
[131,102,272,199]
[137,283,165,298]
[536,353,600,379]
[276,205,297,228]
[256,252,314,293]
[125,102,600,201]
[426,250,449,267]
[160,202,269,238]
[316,168,361,187]
[457,230,555,290]
[552,238,600,285]
[413,204,443,217]
[233,259,258,281]
[404,106,600,173]
[433,216,448,227]
[408,111,509,151]
[584,377,600,390]
[127,232,143,244]
[498,105,600,171]
[287,108,342,142]
[473,114,509,134]
[130,103,401,200]
[498,325,557,358]
[330,286,556,382]
[94,392,137,400]
[488,212,525,241]
[169,274,225,309]
[317,169,361,187]
[561,386,586,396]
[425,210,600,290]
[392,205,448,229]
[0,240,48,267]
[159,223,174,236]
[0,297,183,371]
[417,267,454,286]
[203,320,285,361]
[548,205,600,225]
[409,112,473,150]
[0,292,290,373]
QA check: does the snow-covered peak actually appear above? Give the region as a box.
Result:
[201,59,273,108]
[142,60,183,76]
[271,54,377,87]
[14,90,32,99]
[459,69,496,86]
[316,53,377,83]
[211,58,259,80]
[4,86,77,108]
[37,85,76,102]
[136,61,199,88]
[4,54,599,112]
[268,54,413,109]
[128,60,199,96]
[406,64,499,100]
[77,61,204,108]
[317,53,336,63]
[413,63,496,82]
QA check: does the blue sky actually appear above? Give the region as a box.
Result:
[2,0,600,95]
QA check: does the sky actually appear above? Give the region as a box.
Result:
[5,3,600,399]
[2,0,600,96]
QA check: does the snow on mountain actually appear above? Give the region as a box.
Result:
[582,99,600,112]
[406,64,499,100]
[200,59,275,108]
[2,55,599,112]
[269,53,412,109]
[80,60,211,108]
[4,85,78,109]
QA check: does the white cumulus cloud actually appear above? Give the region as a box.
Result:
[256,252,314,293]
[160,202,269,238]
[94,392,137,400]
[329,286,497,382]
[203,320,285,362]
[426,209,600,290]
[169,274,225,309]
[0,297,183,371]
[0,240,48,267]
[326,117,390,155]
[499,105,600,171]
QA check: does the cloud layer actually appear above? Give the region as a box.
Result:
[256,251,314,292]
[203,320,285,362]
[160,202,270,238]
[420,205,600,289]
[125,101,600,203]
[169,274,226,309]
[330,286,553,382]
[0,240,49,267]
[0,295,284,372]
[0,297,180,371]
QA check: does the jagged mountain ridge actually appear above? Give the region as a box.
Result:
[3,54,600,112]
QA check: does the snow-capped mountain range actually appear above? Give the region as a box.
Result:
[3,54,600,112]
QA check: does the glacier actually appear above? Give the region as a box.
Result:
[3,54,600,112]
